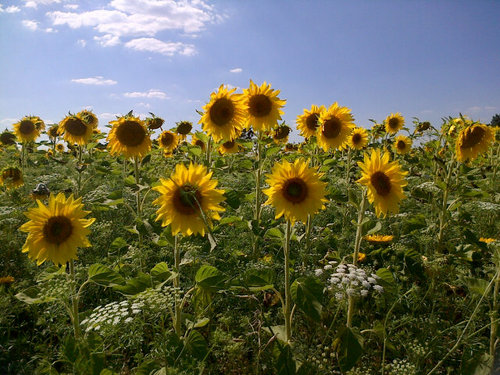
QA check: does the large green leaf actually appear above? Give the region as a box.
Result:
[195,265,226,291]
[88,264,125,287]
[244,268,275,290]
[290,276,323,322]
[276,343,296,375]
[376,268,397,295]
[113,272,151,295]
[336,326,363,372]
[150,262,171,284]
[185,330,208,360]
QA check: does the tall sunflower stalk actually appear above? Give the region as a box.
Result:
[437,158,456,251]
[283,220,293,343]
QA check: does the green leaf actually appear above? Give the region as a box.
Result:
[244,268,275,290]
[113,273,151,295]
[188,146,202,157]
[15,286,56,304]
[375,268,397,295]
[62,335,78,363]
[265,227,283,241]
[463,277,489,297]
[461,352,493,375]
[185,330,208,360]
[110,237,128,250]
[133,360,162,375]
[195,265,226,291]
[366,221,382,235]
[238,159,254,170]
[336,326,363,372]
[223,190,242,209]
[276,344,296,375]
[150,262,171,283]
[88,264,125,287]
[290,276,323,322]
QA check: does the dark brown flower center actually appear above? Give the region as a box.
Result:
[371,171,392,196]
[160,132,174,147]
[177,121,192,135]
[460,126,485,149]
[173,184,202,215]
[306,113,320,131]
[248,94,272,118]
[0,132,16,145]
[352,133,362,144]
[397,140,406,150]
[282,178,308,203]
[147,117,164,130]
[322,117,342,139]
[19,120,35,135]
[274,126,290,140]
[48,126,59,138]
[65,117,88,137]
[210,98,235,126]
[116,120,146,147]
[223,140,235,149]
[195,139,205,149]
[43,216,73,244]
[3,167,21,182]
[388,118,400,130]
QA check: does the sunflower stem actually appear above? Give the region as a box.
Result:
[134,156,142,218]
[437,158,455,251]
[304,214,312,266]
[77,145,83,196]
[173,234,182,337]
[69,260,81,340]
[253,132,263,257]
[205,136,212,168]
[283,220,293,343]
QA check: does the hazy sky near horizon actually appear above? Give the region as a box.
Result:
[1,0,499,141]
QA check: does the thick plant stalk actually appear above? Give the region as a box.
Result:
[134,156,141,218]
[437,159,455,251]
[253,133,263,257]
[173,234,182,337]
[283,220,293,343]
[490,258,500,357]
[69,260,81,340]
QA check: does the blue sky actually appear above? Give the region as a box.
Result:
[1,0,499,141]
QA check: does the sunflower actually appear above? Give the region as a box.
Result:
[243,80,286,132]
[263,159,327,224]
[47,125,59,139]
[200,85,247,142]
[0,131,16,146]
[0,167,23,189]
[347,127,369,150]
[218,139,241,155]
[19,193,95,266]
[479,237,496,244]
[58,115,93,145]
[364,234,394,243]
[191,134,206,150]
[176,121,193,135]
[13,116,44,143]
[107,115,152,158]
[0,276,14,285]
[357,252,366,262]
[357,149,408,217]
[145,115,164,130]
[158,130,179,153]
[272,124,291,144]
[55,143,65,152]
[77,109,99,129]
[153,163,225,236]
[385,113,405,134]
[296,105,325,139]
[393,135,412,154]
[455,124,495,162]
[370,123,385,140]
[317,102,355,152]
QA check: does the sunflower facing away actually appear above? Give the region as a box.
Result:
[77,109,99,129]
[364,234,394,243]
[19,193,95,265]
[13,116,44,143]
[272,124,291,144]
[393,135,412,155]
[176,121,193,136]
[243,80,286,132]
[157,130,179,153]
[263,159,327,224]
[317,102,355,152]
[0,131,17,146]
[455,123,495,162]
[357,149,408,217]
[384,113,405,134]
[153,163,225,236]
[47,125,59,139]
[200,85,247,142]
[0,166,24,189]
[296,105,325,139]
[347,127,369,150]
[218,139,241,155]
[107,115,152,158]
[58,115,93,145]
[191,134,206,150]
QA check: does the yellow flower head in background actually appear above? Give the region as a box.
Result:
[385,113,405,134]
[200,85,247,142]
[296,105,325,139]
[191,134,206,150]
[243,80,286,132]
[364,234,394,243]
[218,139,241,155]
[153,163,225,236]
[393,135,412,155]
[77,109,99,129]
[157,130,179,153]
[0,166,24,189]
[479,237,496,244]
[272,124,291,144]
[56,143,65,152]
[13,116,44,143]
[347,127,369,150]
[0,131,17,146]
[357,149,408,217]
[317,102,355,152]
[19,193,95,265]
[145,115,164,130]
[176,121,193,136]
[263,159,327,224]
[455,123,495,162]
[47,125,59,139]
[58,115,94,145]
[107,115,151,158]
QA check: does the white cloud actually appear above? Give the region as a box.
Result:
[22,20,39,30]
[24,0,62,8]
[136,102,152,109]
[0,118,19,126]
[0,5,21,13]
[98,112,121,122]
[71,76,117,85]
[125,37,195,56]
[94,34,121,47]
[64,4,79,10]
[77,39,86,47]
[45,27,57,33]
[230,68,242,73]
[123,89,169,99]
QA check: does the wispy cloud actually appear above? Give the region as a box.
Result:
[24,0,62,8]
[71,76,117,85]
[125,38,196,56]
[123,89,169,99]
[0,118,19,126]
[22,20,39,31]
[0,5,21,13]
[94,34,120,47]
[76,39,86,47]
[230,68,242,73]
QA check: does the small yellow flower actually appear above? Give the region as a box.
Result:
[357,252,366,262]
[479,237,496,244]
[296,105,325,139]
[385,113,405,134]
[364,234,394,243]
[393,135,412,155]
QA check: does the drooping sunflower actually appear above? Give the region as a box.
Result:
[364,234,394,243]
[243,80,286,132]
[0,131,16,146]
[47,125,59,139]
[13,116,44,143]
[347,127,369,150]
[272,124,291,144]
[384,113,405,134]
[145,115,164,130]
[455,123,495,162]
[19,193,95,266]
[157,130,179,153]
[296,105,325,139]
[153,163,225,236]
[218,139,241,155]
[357,149,408,217]
[200,85,247,142]
[107,115,152,158]
[317,102,355,152]
[58,115,93,145]
[191,134,206,150]
[77,109,99,129]
[393,135,412,155]
[263,159,327,224]
[176,121,193,136]
[55,143,65,153]
[0,166,24,189]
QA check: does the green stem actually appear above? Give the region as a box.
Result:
[173,234,182,337]
[490,267,499,357]
[134,156,141,218]
[283,220,293,343]
[77,145,83,196]
[437,159,455,251]
[253,133,263,257]
[205,136,212,167]
[304,214,312,266]
[69,260,80,340]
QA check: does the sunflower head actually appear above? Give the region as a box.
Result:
[285,143,299,153]
[107,115,152,158]
[153,163,225,236]
[393,135,412,155]
[77,110,99,129]
[243,80,286,132]
[218,139,241,155]
[145,114,165,130]
[479,237,496,244]
[55,143,65,152]
[0,166,24,189]
[158,130,179,152]
[0,131,16,146]
[455,123,495,162]
[47,125,59,139]
[357,149,408,217]
[364,234,394,244]
[296,105,325,139]
[59,114,94,145]
[416,121,431,132]
[317,102,355,151]
[13,116,44,143]
[384,113,405,134]
[263,159,327,224]
[176,121,193,135]
[191,134,206,150]
[272,124,291,144]
[347,127,369,150]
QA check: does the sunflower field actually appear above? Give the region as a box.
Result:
[0,82,499,375]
